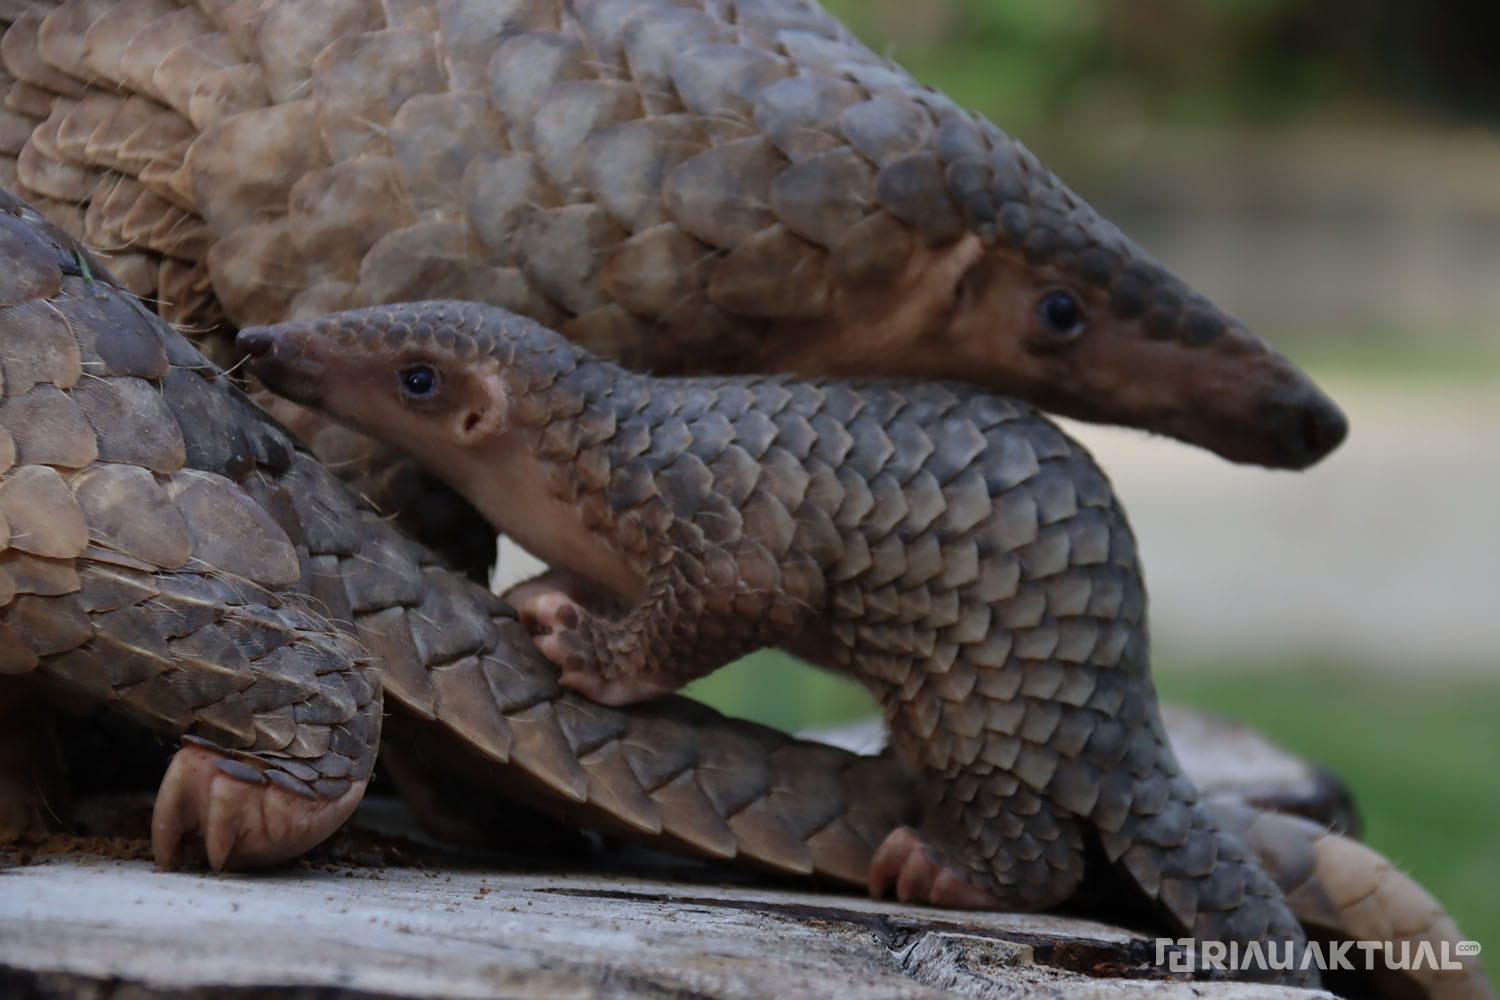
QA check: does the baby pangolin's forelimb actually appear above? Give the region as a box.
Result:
[0,0,1346,471]
[241,300,1316,986]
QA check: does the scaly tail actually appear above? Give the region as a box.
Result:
[1096,738,1319,987]
[1217,799,1494,1000]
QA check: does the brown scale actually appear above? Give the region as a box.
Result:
[0,0,1345,481]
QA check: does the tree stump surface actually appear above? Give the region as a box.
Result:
[1,842,1332,999]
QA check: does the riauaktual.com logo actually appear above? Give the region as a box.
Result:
[1154,938,1481,974]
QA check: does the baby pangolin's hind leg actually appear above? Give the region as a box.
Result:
[871,771,1088,911]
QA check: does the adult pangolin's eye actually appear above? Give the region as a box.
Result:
[1037,290,1086,338]
[399,365,440,399]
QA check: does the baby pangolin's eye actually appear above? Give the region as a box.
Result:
[399,365,440,399]
[1036,290,1086,338]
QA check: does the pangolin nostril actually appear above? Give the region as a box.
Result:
[1301,398,1349,460]
[235,328,275,358]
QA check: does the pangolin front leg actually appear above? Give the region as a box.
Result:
[241,300,1318,987]
[5,575,382,873]
[516,530,799,705]
[518,567,713,704]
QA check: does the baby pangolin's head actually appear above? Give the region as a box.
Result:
[237,302,562,464]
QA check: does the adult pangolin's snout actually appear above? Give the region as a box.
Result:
[1260,383,1349,470]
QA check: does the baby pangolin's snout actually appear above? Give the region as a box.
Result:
[236,325,328,407]
[236,327,276,359]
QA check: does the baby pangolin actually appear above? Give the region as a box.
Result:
[241,301,1317,986]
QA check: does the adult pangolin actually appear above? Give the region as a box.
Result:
[0,0,1345,470]
[1,193,1490,998]
[240,299,1320,982]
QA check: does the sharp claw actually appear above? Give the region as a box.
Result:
[869,825,921,899]
[152,743,367,872]
[897,850,936,904]
[869,826,1003,910]
[152,745,213,870]
[204,776,240,872]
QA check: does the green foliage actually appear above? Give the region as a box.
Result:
[819,0,1110,131]
[816,0,1487,129]
[684,649,875,732]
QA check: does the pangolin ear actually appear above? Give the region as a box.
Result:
[458,371,510,443]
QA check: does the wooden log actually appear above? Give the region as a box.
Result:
[0,836,1330,999]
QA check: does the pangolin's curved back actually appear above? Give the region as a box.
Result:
[0,0,1346,469]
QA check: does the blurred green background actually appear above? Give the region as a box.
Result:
[687,0,1499,953]
[819,0,1497,132]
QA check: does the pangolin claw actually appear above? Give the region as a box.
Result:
[869,827,1006,910]
[151,743,367,872]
